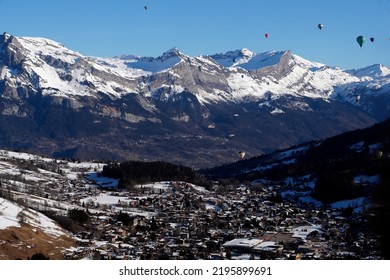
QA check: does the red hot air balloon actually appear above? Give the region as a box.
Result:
[265,33,269,38]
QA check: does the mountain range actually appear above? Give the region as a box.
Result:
[1,32,390,168]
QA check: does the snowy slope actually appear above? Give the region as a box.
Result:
[0,198,70,238]
[1,35,140,98]
[211,50,361,105]
[0,149,101,219]
[236,50,290,70]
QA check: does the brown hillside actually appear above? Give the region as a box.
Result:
[0,225,75,260]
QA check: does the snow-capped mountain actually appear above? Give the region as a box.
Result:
[1,32,390,167]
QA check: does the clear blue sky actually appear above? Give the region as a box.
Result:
[1,0,389,69]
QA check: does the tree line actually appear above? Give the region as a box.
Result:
[101,160,212,190]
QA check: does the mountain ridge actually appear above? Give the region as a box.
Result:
[1,33,390,167]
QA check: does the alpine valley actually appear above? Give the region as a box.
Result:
[1,32,390,168]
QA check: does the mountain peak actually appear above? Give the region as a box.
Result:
[1,31,11,42]
[115,54,141,60]
[209,48,256,67]
[352,64,390,77]
[164,47,181,55]
[239,48,255,58]
[120,48,184,73]
[159,47,186,62]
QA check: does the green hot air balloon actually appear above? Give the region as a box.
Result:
[356,36,365,48]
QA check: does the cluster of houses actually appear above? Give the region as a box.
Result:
[61,178,384,260]
[0,150,385,260]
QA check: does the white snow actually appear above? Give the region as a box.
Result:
[210,48,378,105]
[223,238,263,249]
[226,72,267,100]
[14,37,139,98]
[80,193,135,206]
[0,198,21,229]
[270,108,285,114]
[0,198,70,237]
[210,48,256,67]
[18,37,81,64]
[135,181,172,192]
[238,51,286,70]
[350,64,390,78]
[93,57,149,78]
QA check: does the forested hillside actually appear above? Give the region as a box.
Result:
[101,160,212,189]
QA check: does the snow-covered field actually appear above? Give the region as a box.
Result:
[0,197,70,237]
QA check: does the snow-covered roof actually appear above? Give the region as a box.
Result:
[223,238,263,249]
[291,225,322,239]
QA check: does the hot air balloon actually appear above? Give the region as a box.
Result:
[356,36,365,48]
[318,23,324,30]
[144,6,148,10]
[265,33,269,38]
[370,37,375,42]
[239,151,246,159]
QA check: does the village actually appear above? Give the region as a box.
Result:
[61,174,384,260]
[0,150,384,260]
